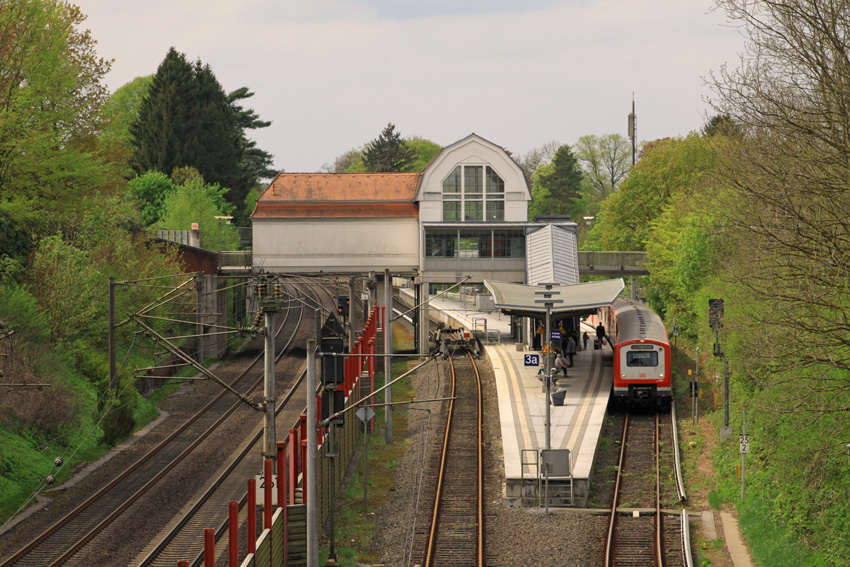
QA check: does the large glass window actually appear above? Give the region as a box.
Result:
[442,165,505,221]
[493,229,526,258]
[425,231,458,257]
[425,229,521,258]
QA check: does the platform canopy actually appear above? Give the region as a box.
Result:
[483,278,625,318]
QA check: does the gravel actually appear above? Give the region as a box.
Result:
[369,352,610,567]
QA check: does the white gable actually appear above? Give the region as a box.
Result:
[416,133,531,223]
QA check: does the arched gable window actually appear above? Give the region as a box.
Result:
[442,165,504,221]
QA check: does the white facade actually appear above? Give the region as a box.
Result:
[252,217,419,273]
[416,134,531,223]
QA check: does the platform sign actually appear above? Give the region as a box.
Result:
[550,330,561,342]
[739,434,750,454]
[255,474,277,506]
[524,354,540,367]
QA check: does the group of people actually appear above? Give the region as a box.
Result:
[537,320,608,382]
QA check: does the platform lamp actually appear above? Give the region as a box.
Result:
[535,284,563,451]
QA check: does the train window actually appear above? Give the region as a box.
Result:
[626,351,658,367]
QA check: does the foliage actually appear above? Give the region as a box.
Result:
[573,134,631,200]
[227,86,276,183]
[26,236,102,343]
[129,48,254,214]
[362,123,416,172]
[0,0,116,232]
[321,147,363,173]
[156,176,239,250]
[587,134,714,252]
[405,138,442,171]
[533,145,585,215]
[128,171,177,226]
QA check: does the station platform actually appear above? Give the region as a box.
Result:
[416,290,612,507]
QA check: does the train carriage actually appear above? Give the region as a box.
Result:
[602,298,672,405]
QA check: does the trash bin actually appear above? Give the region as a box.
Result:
[552,389,567,406]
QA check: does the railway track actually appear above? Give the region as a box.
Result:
[413,349,484,567]
[0,277,335,567]
[604,410,687,567]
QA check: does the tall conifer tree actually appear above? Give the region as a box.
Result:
[362,123,415,172]
[129,48,256,215]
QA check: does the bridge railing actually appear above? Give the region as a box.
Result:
[578,251,648,275]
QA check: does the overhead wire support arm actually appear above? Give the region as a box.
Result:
[134,312,245,333]
[132,317,262,411]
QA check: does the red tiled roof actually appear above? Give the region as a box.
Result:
[252,202,419,219]
[258,172,421,203]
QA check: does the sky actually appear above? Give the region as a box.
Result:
[74,0,745,174]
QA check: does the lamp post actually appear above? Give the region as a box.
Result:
[535,284,563,451]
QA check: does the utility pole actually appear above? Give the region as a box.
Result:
[306,338,318,567]
[534,283,563,451]
[384,269,393,444]
[109,277,117,391]
[628,95,637,166]
[262,301,278,459]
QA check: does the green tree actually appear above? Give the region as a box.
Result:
[589,135,712,251]
[0,0,114,230]
[156,176,238,250]
[533,145,584,216]
[127,171,176,226]
[129,48,254,214]
[406,138,442,171]
[228,87,276,181]
[362,123,416,172]
[573,134,631,200]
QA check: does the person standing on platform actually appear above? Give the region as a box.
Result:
[566,335,576,367]
[596,322,606,349]
[582,331,590,351]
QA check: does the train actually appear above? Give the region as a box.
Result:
[599,298,672,406]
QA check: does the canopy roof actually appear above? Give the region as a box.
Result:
[483,278,625,317]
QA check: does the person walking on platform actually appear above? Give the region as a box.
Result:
[595,322,606,349]
[566,335,576,367]
[582,331,589,351]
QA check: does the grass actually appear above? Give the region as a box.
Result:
[318,322,419,565]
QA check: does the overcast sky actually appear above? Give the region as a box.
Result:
[74,0,745,174]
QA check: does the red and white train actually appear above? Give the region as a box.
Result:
[599,298,672,405]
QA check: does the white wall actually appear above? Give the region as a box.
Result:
[253,217,420,273]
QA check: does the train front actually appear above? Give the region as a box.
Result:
[610,302,672,406]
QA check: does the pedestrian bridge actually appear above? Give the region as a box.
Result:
[577,251,648,276]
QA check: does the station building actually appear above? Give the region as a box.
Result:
[252,133,578,284]
[251,133,582,350]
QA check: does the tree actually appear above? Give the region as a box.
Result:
[362,123,416,172]
[228,87,276,181]
[573,134,631,200]
[156,175,238,250]
[127,171,176,226]
[514,140,560,187]
[129,48,256,214]
[705,1,850,558]
[101,76,153,150]
[406,138,442,171]
[321,148,363,173]
[0,0,114,230]
[588,134,713,251]
[534,145,584,215]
